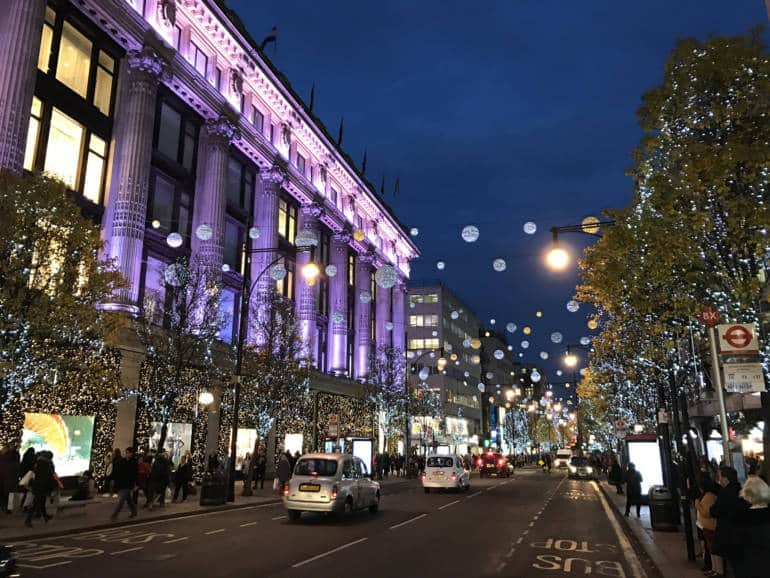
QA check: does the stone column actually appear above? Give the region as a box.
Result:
[375,277,392,350]
[392,279,407,352]
[327,230,351,375]
[0,0,45,172]
[104,47,165,313]
[191,116,238,270]
[295,203,323,365]
[354,252,375,380]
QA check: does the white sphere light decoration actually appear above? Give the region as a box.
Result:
[410,227,419,237]
[451,310,459,320]
[418,368,430,382]
[477,383,486,393]
[493,258,507,272]
[490,318,496,325]
[164,263,185,287]
[375,265,398,289]
[580,336,592,346]
[221,264,230,273]
[523,221,537,235]
[461,225,480,243]
[463,339,471,348]
[506,323,517,333]
[436,260,446,270]
[521,340,530,349]
[248,226,260,240]
[566,300,580,313]
[385,321,394,331]
[486,372,494,379]
[507,345,513,351]
[325,264,338,277]
[195,223,213,241]
[166,232,184,248]
[270,263,287,281]
[359,291,372,304]
[556,369,563,377]
[531,370,542,383]
[198,391,214,405]
[550,332,563,344]
[295,229,319,247]
[464,371,470,378]
[540,351,549,360]
[494,349,504,360]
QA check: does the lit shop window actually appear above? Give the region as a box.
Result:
[56,22,91,98]
[37,7,55,73]
[44,108,84,190]
[277,198,297,245]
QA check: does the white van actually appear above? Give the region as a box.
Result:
[422,455,470,493]
[554,449,573,468]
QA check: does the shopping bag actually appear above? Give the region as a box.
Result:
[6,492,19,513]
[272,478,279,491]
[19,470,34,488]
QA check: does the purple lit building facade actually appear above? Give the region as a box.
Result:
[0,0,418,455]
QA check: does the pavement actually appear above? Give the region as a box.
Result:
[2,468,664,578]
[598,480,705,578]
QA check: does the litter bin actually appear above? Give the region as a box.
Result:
[648,485,679,531]
[199,473,226,506]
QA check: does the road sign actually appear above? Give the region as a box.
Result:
[328,423,339,437]
[717,323,759,355]
[722,362,766,393]
[700,306,721,327]
[328,414,338,424]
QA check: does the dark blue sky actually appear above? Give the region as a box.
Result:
[229,0,766,388]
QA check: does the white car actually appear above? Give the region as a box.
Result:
[283,453,380,521]
[422,455,470,493]
[554,449,573,468]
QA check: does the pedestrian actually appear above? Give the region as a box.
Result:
[102,448,120,497]
[24,452,56,527]
[695,472,721,577]
[172,452,193,502]
[207,452,220,473]
[624,462,643,517]
[147,450,171,510]
[134,454,151,506]
[608,460,624,494]
[18,447,35,507]
[254,454,266,490]
[710,465,749,577]
[292,451,301,471]
[110,447,138,521]
[543,452,552,473]
[733,475,770,578]
[0,444,20,513]
[277,452,291,492]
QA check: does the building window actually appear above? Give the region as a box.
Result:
[408,338,440,350]
[173,25,182,50]
[37,7,55,73]
[191,41,207,76]
[409,314,439,328]
[56,21,91,98]
[226,156,255,213]
[277,198,297,244]
[315,231,330,316]
[330,187,338,206]
[155,101,197,171]
[409,293,438,305]
[348,254,355,287]
[296,153,306,176]
[213,67,222,90]
[276,258,295,299]
[223,219,243,272]
[250,106,264,133]
[219,288,237,344]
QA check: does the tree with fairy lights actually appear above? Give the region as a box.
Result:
[366,345,408,453]
[132,256,223,453]
[410,381,443,454]
[578,30,770,466]
[502,406,530,456]
[238,289,311,496]
[0,172,124,445]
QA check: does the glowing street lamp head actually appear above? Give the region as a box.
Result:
[546,244,570,271]
[436,357,448,371]
[505,389,515,401]
[301,261,321,286]
[564,353,578,368]
[198,391,214,406]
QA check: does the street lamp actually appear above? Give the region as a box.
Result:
[546,219,615,271]
[564,349,579,368]
[227,241,317,502]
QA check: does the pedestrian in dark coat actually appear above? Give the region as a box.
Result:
[19,448,35,480]
[24,454,56,527]
[254,455,266,490]
[110,447,138,520]
[277,453,291,491]
[148,451,171,509]
[624,462,643,517]
[0,444,20,513]
[608,461,624,494]
[733,476,770,578]
[710,466,750,576]
[172,452,193,502]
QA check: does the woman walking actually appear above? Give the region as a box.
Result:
[24,453,56,527]
[695,473,721,577]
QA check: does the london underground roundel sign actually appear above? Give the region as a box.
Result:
[717,323,759,355]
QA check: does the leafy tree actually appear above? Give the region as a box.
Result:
[132,256,223,453]
[0,171,124,442]
[367,345,407,451]
[578,31,770,463]
[238,290,311,495]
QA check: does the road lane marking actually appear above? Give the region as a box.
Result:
[516,537,524,544]
[18,561,72,569]
[466,490,482,499]
[10,501,283,544]
[389,513,427,530]
[163,537,189,544]
[438,500,460,510]
[592,481,646,578]
[204,529,226,535]
[486,486,495,491]
[240,521,257,527]
[291,537,368,568]
[109,547,143,555]
[272,515,286,520]
[529,521,535,527]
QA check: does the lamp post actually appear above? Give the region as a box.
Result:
[227,241,317,502]
[545,219,615,271]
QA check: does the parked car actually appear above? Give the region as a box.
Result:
[554,448,573,468]
[568,456,597,480]
[283,453,380,521]
[422,455,470,493]
[476,451,512,477]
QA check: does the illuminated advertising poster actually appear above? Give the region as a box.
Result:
[626,436,664,495]
[352,439,373,475]
[21,413,95,477]
[150,422,192,466]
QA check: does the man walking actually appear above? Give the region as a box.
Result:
[710,465,749,577]
[624,462,643,517]
[111,447,138,521]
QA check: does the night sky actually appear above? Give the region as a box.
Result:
[227,0,767,392]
